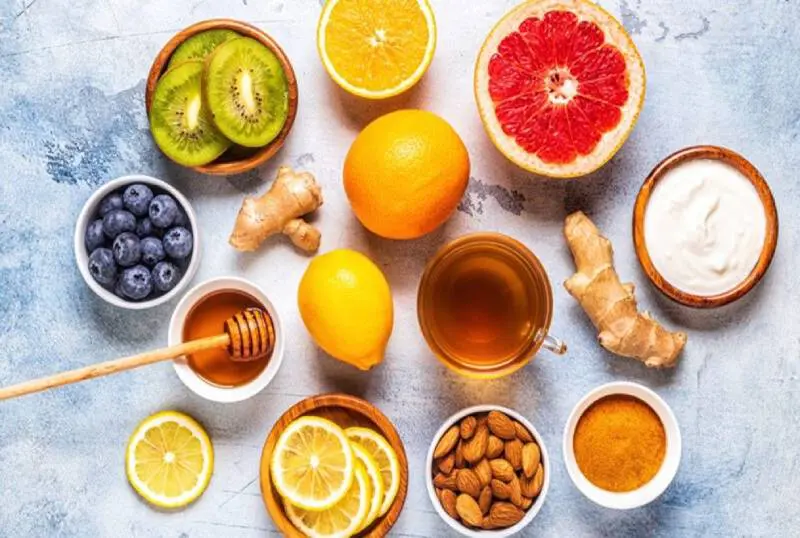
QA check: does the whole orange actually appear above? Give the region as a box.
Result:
[343,110,470,239]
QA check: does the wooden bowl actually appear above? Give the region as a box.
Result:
[145,19,298,176]
[633,145,779,308]
[259,394,409,537]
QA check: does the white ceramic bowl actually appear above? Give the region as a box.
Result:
[426,405,550,537]
[168,276,285,403]
[74,174,201,310]
[563,381,681,510]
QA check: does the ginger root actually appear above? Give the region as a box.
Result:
[563,211,686,368]
[229,166,323,253]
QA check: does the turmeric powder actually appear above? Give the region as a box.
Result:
[573,395,666,492]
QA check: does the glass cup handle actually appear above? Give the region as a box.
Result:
[534,329,567,355]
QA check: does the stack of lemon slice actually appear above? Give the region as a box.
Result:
[271,416,400,538]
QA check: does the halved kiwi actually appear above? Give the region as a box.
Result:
[203,37,290,148]
[168,29,240,69]
[149,61,232,167]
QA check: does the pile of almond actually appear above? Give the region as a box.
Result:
[432,410,545,530]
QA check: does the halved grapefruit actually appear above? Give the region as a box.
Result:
[475,0,645,178]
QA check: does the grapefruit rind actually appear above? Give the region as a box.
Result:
[317,0,437,100]
[474,0,646,178]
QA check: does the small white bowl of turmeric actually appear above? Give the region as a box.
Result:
[563,382,681,510]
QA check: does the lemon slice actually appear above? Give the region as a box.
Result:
[125,411,213,509]
[345,427,400,516]
[285,463,371,538]
[317,0,437,99]
[350,442,385,532]
[271,416,355,511]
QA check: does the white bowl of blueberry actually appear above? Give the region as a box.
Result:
[74,175,200,309]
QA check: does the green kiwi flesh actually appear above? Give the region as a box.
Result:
[168,29,240,69]
[149,61,232,167]
[204,37,290,148]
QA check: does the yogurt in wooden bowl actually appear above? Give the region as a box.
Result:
[633,145,779,308]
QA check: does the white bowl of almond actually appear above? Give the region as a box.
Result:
[426,405,550,537]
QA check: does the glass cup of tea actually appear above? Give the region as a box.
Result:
[417,233,566,379]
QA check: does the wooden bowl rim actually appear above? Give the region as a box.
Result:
[259,393,409,537]
[632,145,779,308]
[145,18,298,176]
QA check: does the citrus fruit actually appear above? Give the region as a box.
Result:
[350,443,385,531]
[345,427,400,517]
[317,0,436,99]
[125,411,213,509]
[343,110,470,239]
[270,416,355,511]
[298,249,393,370]
[285,464,372,538]
[474,0,646,178]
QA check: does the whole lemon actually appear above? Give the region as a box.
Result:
[298,249,393,370]
[344,109,470,239]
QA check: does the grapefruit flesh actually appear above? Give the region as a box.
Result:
[475,0,645,178]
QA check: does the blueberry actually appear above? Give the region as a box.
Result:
[113,277,126,299]
[149,194,179,228]
[162,226,193,259]
[135,217,162,238]
[88,248,117,286]
[97,192,123,217]
[84,219,106,252]
[122,184,154,217]
[152,261,182,292]
[120,265,153,300]
[112,232,141,267]
[140,237,165,266]
[173,207,190,228]
[102,209,136,238]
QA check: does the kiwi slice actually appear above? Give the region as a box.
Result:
[149,61,232,167]
[168,29,240,69]
[204,37,290,148]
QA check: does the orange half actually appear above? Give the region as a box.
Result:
[318,0,437,99]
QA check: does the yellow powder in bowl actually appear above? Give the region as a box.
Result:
[573,395,666,492]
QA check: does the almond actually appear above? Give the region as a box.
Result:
[522,442,541,478]
[484,502,524,529]
[433,471,457,491]
[520,463,544,497]
[456,493,483,528]
[474,458,492,488]
[487,411,516,440]
[478,485,492,515]
[456,468,482,498]
[463,422,489,464]
[514,421,534,443]
[490,478,511,500]
[440,488,458,520]
[437,453,455,475]
[489,458,515,482]
[454,440,465,468]
[520,496,534,510]
[434,425,460,459]
[486,435,504,459]
[460,415,477,439]
[504,439,523,470]
[508,476,523,507]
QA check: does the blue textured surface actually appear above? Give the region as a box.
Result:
[1,1,798,536]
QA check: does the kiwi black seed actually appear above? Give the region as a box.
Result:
[168,29,241,69]
[149,61,232,167]
[203,37,290,148]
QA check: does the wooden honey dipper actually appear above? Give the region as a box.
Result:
[0,307,275,401]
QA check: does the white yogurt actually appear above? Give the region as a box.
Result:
[643,159,766,296]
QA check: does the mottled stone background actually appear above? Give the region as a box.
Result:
[0,0,798,536]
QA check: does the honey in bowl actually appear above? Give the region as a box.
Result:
[573,395,666,492]
[183,289,270,387]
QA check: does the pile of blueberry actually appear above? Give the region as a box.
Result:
[85,183,194,301]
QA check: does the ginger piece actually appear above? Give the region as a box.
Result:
[229,166,323,253]
[563,211,686,368]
